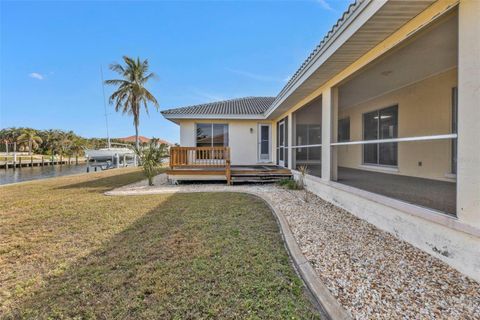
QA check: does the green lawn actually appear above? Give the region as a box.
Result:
[0,168,320,319]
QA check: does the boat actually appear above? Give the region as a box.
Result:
[84,66,137,170]
[84,144,135,162]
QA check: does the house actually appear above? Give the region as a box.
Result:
[117,135,173,146]
[161,0,480,282]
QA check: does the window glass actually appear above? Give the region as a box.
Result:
[379,106,398,165]
[363,111,378,165]
[196,123,212,147]
[196,124,228,147]
[338,118,350,142]
[363,106,398,166]
[260,126,269,154]
[212,124,228,147]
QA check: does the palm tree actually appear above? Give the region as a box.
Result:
[17,128,43,155]
[56,131,73,163]
[42,129,60,156]
[105,56,159,149]
[70,137,85,164]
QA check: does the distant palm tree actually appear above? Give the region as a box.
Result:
[105,56,159,149]
[56,131,73,159]
[43,129,60,156]
[17,129,43,155]
[70,137,85,164]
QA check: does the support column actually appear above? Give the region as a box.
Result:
[321,88,338,181]
[287,113,293,169]
[457,0,480,228]
[321,90,331,181]
[331,87,339,181]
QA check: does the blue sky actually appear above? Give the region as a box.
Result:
[0,0,351,143]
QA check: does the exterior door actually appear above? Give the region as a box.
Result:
[278,120,285,167]
[258,124,271,162]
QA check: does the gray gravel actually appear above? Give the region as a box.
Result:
[108,174,480,319]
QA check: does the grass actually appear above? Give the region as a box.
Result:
[0,168,320,319]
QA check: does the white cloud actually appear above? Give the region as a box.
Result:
[316,0,334,11]
[191,88,226,102]
[29,72,45,80]
[226,68,288,83]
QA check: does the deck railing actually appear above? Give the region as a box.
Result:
[169,146,231,184]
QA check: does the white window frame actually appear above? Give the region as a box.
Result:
[195,123,229,147]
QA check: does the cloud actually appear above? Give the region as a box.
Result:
[226,68,288,83]
[29,72,45,80]
[191,88,226,102]
[316,0,334,11]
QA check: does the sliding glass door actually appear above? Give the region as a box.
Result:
[363,105,398,166]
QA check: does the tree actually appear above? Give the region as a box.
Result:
[42,129,60,156]
[70,137,85,164]
[56,131,73,160]
[17,128,43,155]
[105,56,159,150]
[135,139,168,186]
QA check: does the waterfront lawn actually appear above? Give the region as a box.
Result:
[0,169,320,319]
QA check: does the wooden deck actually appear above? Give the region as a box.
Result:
[168,147,291,184]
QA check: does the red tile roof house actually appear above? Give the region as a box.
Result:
[117,135,173,146]
[160,0,480,282]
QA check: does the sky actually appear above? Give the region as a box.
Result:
[0,0,351,143]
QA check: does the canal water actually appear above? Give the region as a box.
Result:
[0,164,88,185]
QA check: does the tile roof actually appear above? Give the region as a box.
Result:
[117,135,173,145]
[161,96,275,116]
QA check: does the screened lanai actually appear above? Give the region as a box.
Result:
[331,9,458,215]
[292,97,322,177]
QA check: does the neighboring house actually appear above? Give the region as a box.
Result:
[161,0,480,282]
[117,135,172,146]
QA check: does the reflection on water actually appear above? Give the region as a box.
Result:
[0,164,88,185]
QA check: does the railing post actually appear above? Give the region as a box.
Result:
[226,147,231,185]
[226,159,231,185]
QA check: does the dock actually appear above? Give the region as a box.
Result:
[1,156,87,169]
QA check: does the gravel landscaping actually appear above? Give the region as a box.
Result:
[109,174,480,320]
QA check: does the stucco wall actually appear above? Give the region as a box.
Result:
[178,119,275,165]
[338,69,457,181]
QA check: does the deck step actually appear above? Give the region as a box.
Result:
[231,172,292,184]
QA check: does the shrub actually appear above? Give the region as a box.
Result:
[278,178,302,190]
[135,139,168,186]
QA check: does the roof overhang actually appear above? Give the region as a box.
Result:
[265,0,437,119]
[162,113,266,124]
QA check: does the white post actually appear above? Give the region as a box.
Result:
[123,154,126,167]
[457,0,480,228]
[331,87,339,181]
[287,113,293,169]
[271,122,277,165]
[321,89,332,181]
[321,87,339,181]
[115,153,120,168]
